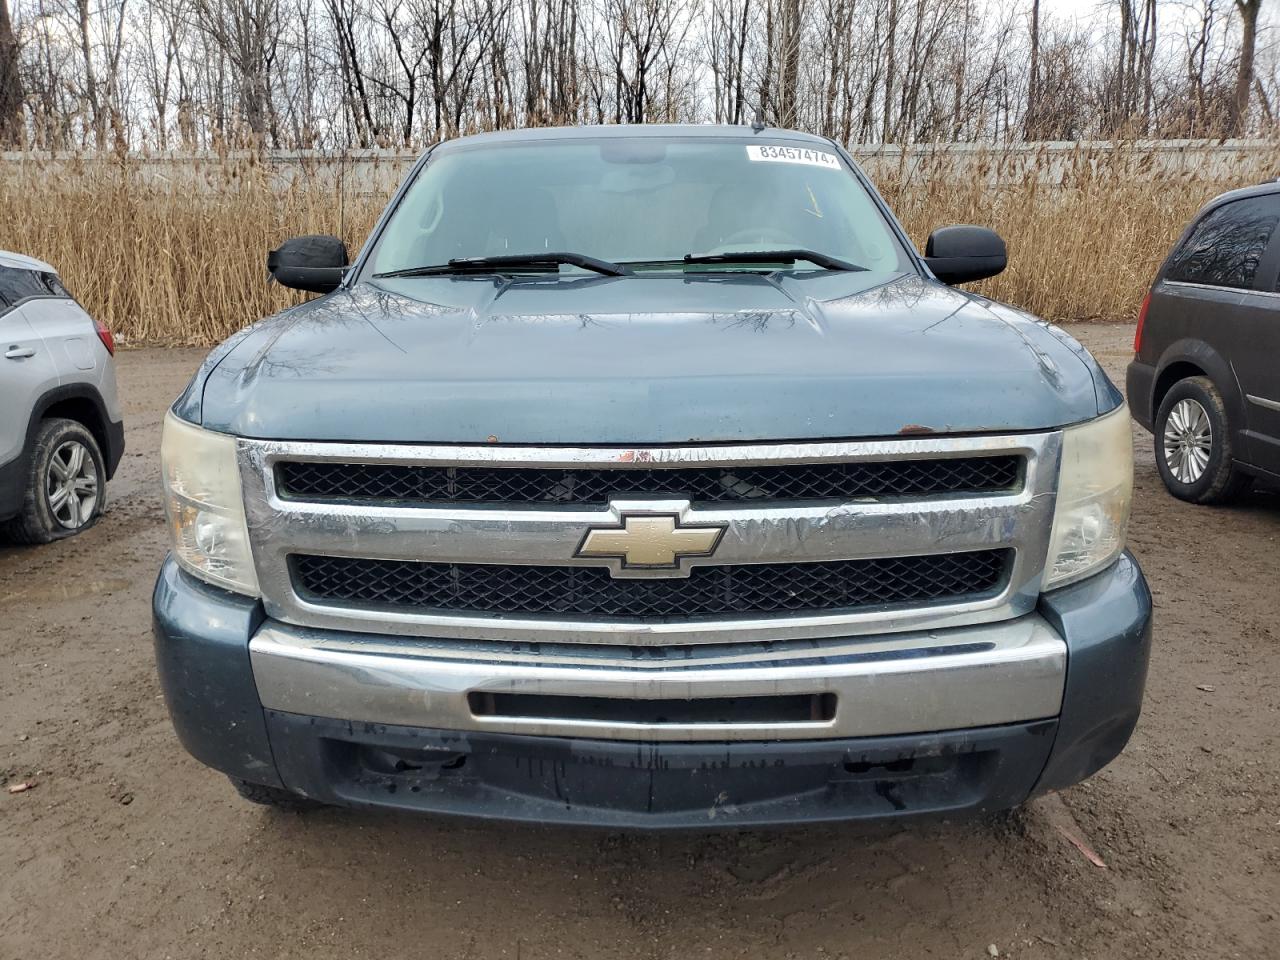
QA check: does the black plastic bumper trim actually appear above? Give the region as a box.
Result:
[265,712,1057,829]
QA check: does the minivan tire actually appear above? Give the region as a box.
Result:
[0,417,107,544]
[1154,376,1252,504]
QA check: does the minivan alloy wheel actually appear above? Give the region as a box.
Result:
[46,440,100,529]
[1162,398,1212,484]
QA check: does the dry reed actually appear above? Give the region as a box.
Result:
[1,144,1273,346]
[875,143,1273,323]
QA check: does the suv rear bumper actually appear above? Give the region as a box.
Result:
[153,552,1152,827]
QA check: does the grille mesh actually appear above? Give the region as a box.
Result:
[277,456,1021,505]
[291,550,1009,619]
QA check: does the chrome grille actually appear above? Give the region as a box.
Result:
[238,434,1062,646]
[276,456,1022,505]
[291,550,1010,619]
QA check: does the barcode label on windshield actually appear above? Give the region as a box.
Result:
[746,145,841,169]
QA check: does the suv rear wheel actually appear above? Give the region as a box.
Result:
[1154,376,1252,504]
[0,417,106,543]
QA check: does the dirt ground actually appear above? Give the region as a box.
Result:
[2,323,1277,960]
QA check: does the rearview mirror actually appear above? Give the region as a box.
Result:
[267,235,349,294]
[924,225,1006,285]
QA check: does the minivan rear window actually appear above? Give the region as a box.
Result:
[1165,196,1280,290]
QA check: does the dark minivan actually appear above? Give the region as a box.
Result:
[1128,181,1280,503]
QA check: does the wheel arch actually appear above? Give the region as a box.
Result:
[1152,360,1206,414]
[1151,339,1245,429]
[28,384,122,479]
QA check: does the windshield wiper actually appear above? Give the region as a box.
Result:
[374,252,631,279]
[680,250,864,271]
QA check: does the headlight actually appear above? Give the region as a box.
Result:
[1044,404,1133,590]
[160,411,259,596]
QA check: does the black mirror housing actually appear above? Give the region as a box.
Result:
[268,235,350,294]
[923,225,1007,285]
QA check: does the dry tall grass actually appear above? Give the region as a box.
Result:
[2,144,1274,346]
[2,155,383,345]
[876,144,1275,323]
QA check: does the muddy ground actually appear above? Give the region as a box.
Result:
[2,324,1277,960]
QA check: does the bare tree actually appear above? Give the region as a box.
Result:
[140,0,184,147]
[1107,0,1159,133]
[422,0,486,138]
[881,0,897,139]
[0,0,21,146]
[1026,0,1039,136]
[587,0,692,123]
[70,0,104,144]
[776,0,800,124]
[2,0,1277,149]
[193,0,281,142]
[1229,0,1263,133]
[707,0,752,123]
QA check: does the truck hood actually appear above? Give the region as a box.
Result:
[192,271,1118,444]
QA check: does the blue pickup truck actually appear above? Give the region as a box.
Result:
[153,125,1151,828]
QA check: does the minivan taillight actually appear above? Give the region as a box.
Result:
[1133,291,1151,355]
[94,317,115,356]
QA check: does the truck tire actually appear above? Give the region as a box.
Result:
[229,777,316,809]
[1154,376,1252,505]
[0,418,107,544]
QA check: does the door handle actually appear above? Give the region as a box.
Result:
[5,346,36,359]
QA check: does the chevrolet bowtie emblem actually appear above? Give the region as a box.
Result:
[576,513,726,570]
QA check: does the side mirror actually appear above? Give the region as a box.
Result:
[267,235,350,294]
[924,225,1007,285]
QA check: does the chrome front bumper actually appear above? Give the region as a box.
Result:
[249,614,1067,742]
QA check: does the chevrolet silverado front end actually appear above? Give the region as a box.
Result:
[153,125,1151,827]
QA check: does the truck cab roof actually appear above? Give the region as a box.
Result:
[431,124,836,152]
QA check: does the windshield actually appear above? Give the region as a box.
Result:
[367,138,912,276]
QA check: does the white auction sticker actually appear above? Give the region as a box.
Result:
[746,144,841,169]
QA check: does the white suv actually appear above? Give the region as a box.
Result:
[0,251,124,542]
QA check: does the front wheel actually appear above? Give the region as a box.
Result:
[1154,376,1252,505]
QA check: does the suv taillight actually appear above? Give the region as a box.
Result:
[94,317,115,356]
[1133,291,1151,355]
